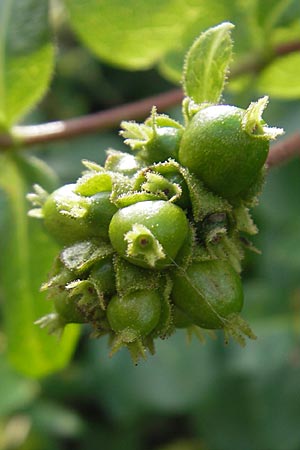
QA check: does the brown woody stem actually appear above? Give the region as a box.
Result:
[0,41,300,169]
[0,89,183,148]
[266,132,300,168]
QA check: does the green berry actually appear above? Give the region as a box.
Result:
[140,126,183,163]
[172,260,243,329]
[86,191,118,240]
[107,290,161,337]
[178,103,272,200]
[108,200,189,269]
[42,185,117,245]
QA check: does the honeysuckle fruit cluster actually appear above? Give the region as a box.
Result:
[28,95,283,363]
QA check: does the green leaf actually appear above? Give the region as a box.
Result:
[256,53,300,99]
[257,0,300,32]
[63,0,196,70]
[60,240,113,274]
[159,0,234,84]
[183,22,234,104]
[0,0,54,128]
[0,351,38,415]
[0,153,80,378]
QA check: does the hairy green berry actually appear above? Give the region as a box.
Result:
[42,185,117,245]
[108,200,189,269]
[107,290,161,338]
[172,260,243,329]
[178,100,282,200]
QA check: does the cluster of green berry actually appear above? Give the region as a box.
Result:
[28,96,282,363]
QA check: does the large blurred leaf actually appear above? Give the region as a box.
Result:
[0,352,38,416]
[194,321,300,450]
[0,153,80,378]
[75,333,218,420]
[0,0,54,128]
[159,1,257,84]
[183,22,234,104]
[160,0,300,86]
[256,0,300,31]
[63,0,234,71]
[64,0,187,70]
[256,53,300,98]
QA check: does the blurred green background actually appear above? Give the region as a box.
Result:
[1,1,300,449]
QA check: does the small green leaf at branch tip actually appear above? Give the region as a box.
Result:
[242,96,284,139]
[125,224,165,268]
[183,22,234,105]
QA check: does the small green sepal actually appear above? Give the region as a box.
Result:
[242,96,284,139]
[124,223,166,268]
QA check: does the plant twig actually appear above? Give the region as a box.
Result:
[1,94,299,169]
[266,132,300,168]
[0,40,300,171]
[231,40,300,78]
[0,89,183,148]
[275,41,300,56]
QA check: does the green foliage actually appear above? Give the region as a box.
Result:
[0,353,38,416]
[0,0,54,128]
[26,20,284,364]
[63,0,190,69]
[183,22,234,104]
[257,53,300,98]
[178,100,282,201]
[61,0,234,85]
[0,2,300,449]
[0,154,79,377]
[62,0,300,99]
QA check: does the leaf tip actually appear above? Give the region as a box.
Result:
[183,22,235,105]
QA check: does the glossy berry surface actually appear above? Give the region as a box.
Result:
[27,22,285,363]
[178,105,270,200]
[141,126,183,163]
[42,184,91,245]
[109,200,189,269]
[86,191,118,240]
[107,290,161,337]
[172,260,243,329]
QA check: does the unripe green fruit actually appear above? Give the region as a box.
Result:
[53,290,86,324]
[89,257,116,296]
[47,268,86,324]
[42,185,117,245]
[86,191,118,239]
[173,306,194,329]
[140,127,183,163]
[108,200,189,269]
[107,290,161,337]
[42,184,91,245]
[178,105,269,200]
[172,260,243,329]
